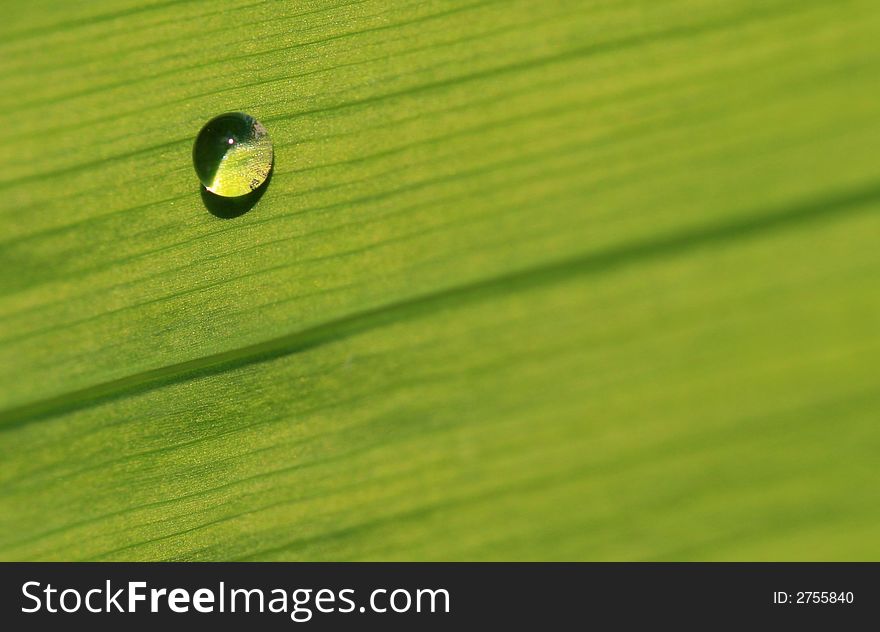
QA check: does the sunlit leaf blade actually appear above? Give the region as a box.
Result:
[0,0,878,560]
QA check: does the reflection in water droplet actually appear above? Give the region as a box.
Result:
[192,112,273,198]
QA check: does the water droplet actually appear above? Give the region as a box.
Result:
[192,112,273,198]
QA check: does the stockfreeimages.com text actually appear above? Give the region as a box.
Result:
[22,581,450,622]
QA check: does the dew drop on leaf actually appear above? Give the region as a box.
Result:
[192,112,273,198]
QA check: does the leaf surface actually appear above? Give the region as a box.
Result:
[1,0,879,560]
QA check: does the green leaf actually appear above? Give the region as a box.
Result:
[1,0,879,560]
